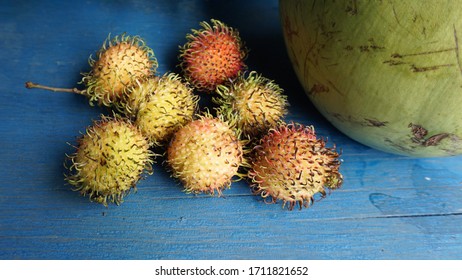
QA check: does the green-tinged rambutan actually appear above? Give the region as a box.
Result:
[65,115,154,206]
[82,34,157,106]
[26,33,157,107]
[167,113,248,195]
[249,123,343,210]
[215,71,288,139]
[122,73,199,146]
[179,19,247,92]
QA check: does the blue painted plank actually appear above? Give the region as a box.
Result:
[1,187,462,259]
[1,0,462,260]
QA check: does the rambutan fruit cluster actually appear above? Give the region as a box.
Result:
[26,19,343,210]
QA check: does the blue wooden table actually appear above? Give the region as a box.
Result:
[1,0,462,260]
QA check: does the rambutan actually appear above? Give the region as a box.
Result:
[65,115,154,206]
[179,19,247,92]
[26,33,157,107]
[249,123,343,210]
[215,71,288,138]
[82,33,157,106]
[122,73,199,146]
[167,114,247,195]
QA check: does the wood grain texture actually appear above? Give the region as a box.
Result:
[1,0,462,260]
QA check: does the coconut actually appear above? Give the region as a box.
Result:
[280,0,462,157]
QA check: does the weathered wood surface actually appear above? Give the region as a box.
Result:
[1,0,461,260]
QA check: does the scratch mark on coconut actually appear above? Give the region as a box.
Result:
[392,5,401,26]
[310,83,330,94]
[390,3,419,39]
[359,38,385,53]
[411,63,455,73]
[423,133,450,147]
[409,123,428,142]
[390,48,457,60]
[391,3,422,38]
[330,113,364,126]
[303,40,320,86]
[408,123,451,147]
[344,45,354,51]
[326,80,345,96]
[453,24,462,77]
[283,14,299,44]
[383,59,407,66]
[392,48,456,59]
[385,48,457,72]
[384,138,415,153]
[330,113,388,128]
[303,51,312,86]
[345,0,358,15]
[364,118,388,127]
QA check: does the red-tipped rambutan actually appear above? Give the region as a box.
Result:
[249,123,343,210]
[179,19,247,92]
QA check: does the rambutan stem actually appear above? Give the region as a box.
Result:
[25,81,85,95]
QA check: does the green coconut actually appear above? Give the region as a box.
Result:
[280,0,462,157]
